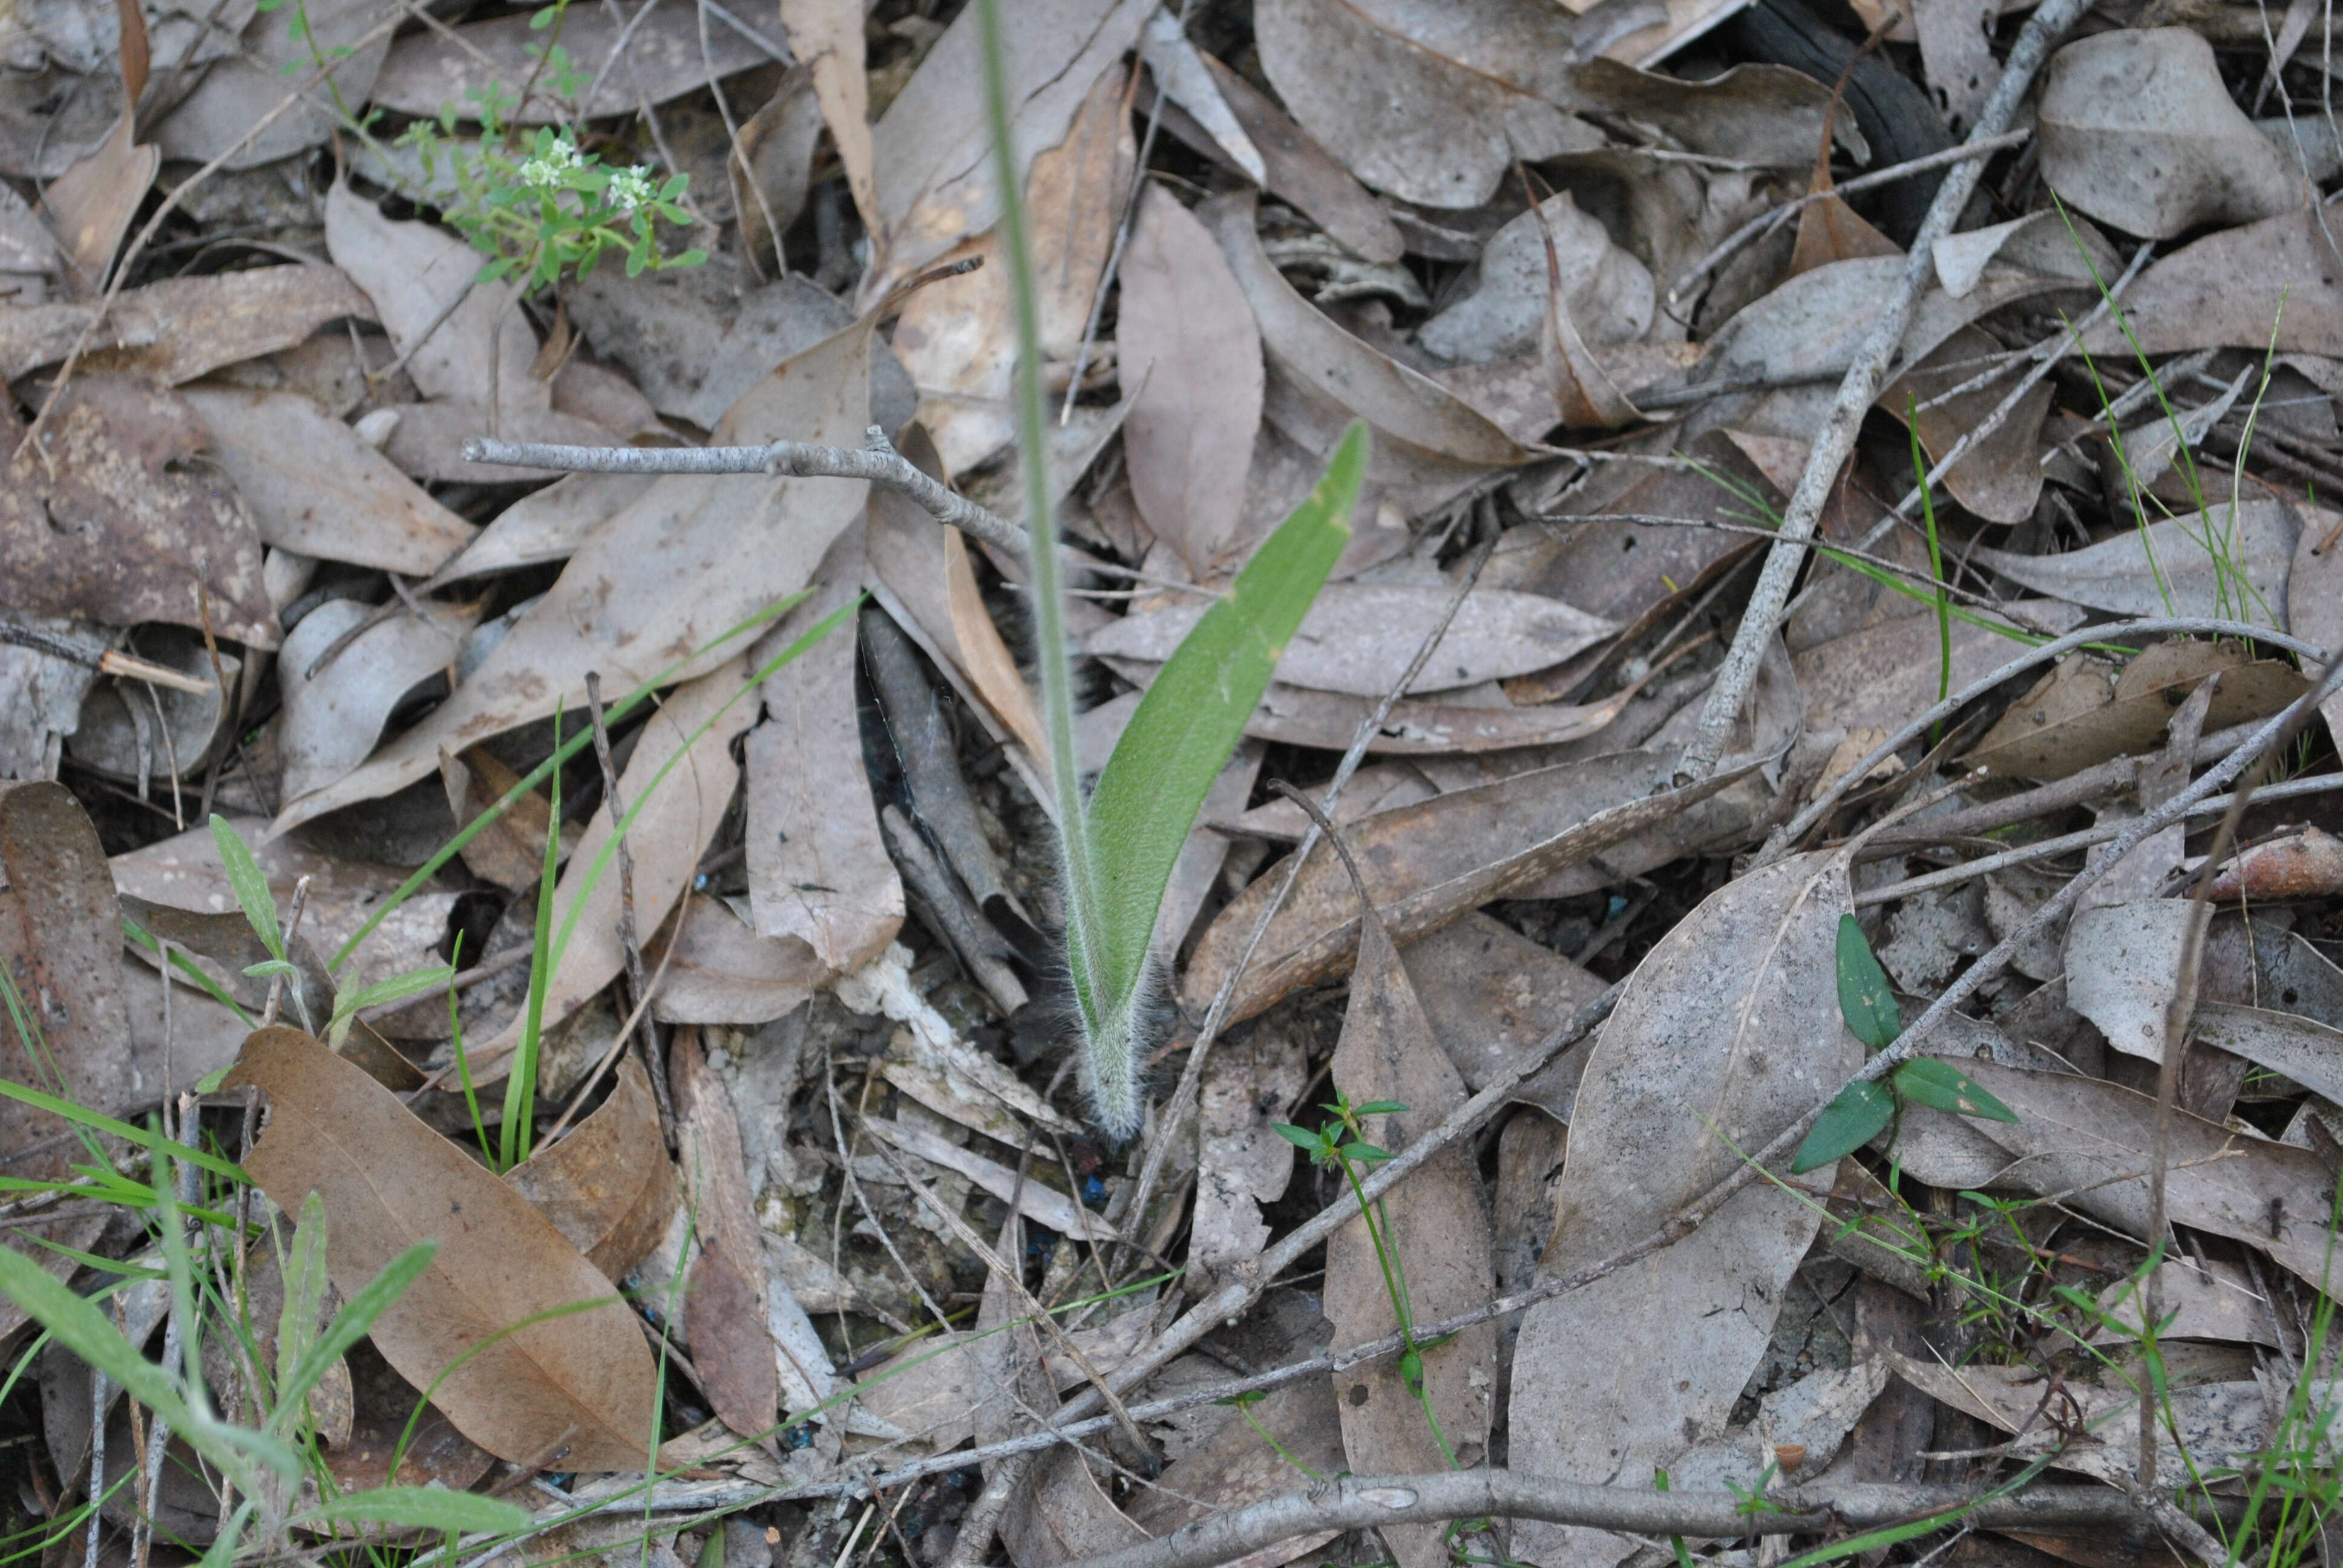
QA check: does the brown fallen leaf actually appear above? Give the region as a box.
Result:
[1118,181,1264,580]
[1001,1448,1149,1568]
[1787,137,1899,276]
[1179,50,1404,265]
[672,1030,779,1446]
[179,387,478,575]
[1964,641,2310,780]
[647,894,827,1026]
[1182,749,1764,1024]
[1125,1376,1347,1568]
[746,526,905,972]
[441,746,568,895]
[1402,912,1610,1119]
[889,58,1132,475]
[505,1055,678,1284]
[278,599,480,805]
[1791,603,2085,735]
[780,0,878,238]
[1325,897,1496,1568]
[368,2,778,123]
[1512,852,1861,1568]
[1,374,276,648]
[2079,206,2343,358]
[1878,324,2053,524]
[2286,518,2343,746]
[2203,827,2343,901]
[2039,27,2299,240]
[273,314,874,835]
[226,1028,658,1471]
[945,529,1049,758]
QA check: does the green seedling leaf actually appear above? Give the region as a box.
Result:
[244,959,297,981]
[301,1487,534,1534]
[274,1242,436,1431]
[1892,1057,2019,1122]
[1835,914,1900,1050]
[210,814,284,960]
[1792,1079,1896,1173]
[328,965,456,1044]
[1270,1122,1323,1151]
[1354,1100,1410,1116]
[1073,422,1366,1133]
[1339,1141,1394,1166]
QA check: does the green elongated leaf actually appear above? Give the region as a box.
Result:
[1354,1100,1410,1116]
[1835,913,1900,1051]
[301,1487,534,1535]
[1891,1057,2019,1122]
[277,1193,330,1419]
[1791,1079,1896,1174]
[0,1080,243,1181]
[274,1242,437,1429]
[330,966,457,1031]
[1270,1122,1323,1151]
[1073,422,1367,1129]
[210,814,284,961]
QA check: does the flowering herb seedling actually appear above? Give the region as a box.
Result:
[1791,915,2019,1173]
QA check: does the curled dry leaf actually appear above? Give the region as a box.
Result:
[1088,583,1616,699]
[179,387,478,576]
[1118,182,1265,581]
[226,1028,658,1471]
[504,1055,678,1283]
[1325,907,1496,1568]
[2203,827,2343,901]
[369,3,776,124]
[274,314,873,834]
[1422,191,1654,365]
[1511,852,1860,1568]
[278,598,482,805]
[1,375,276,648]
[1182,749,1765,1024]
[2039,28,2301,240]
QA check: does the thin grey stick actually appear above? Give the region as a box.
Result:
[463,426,1031,558]
[260,876,312,1031]
[1054,1469,2217,1568]
[1762,615,2333,865]
[1663,129,2034,309]
[1850,769,2343,906]
[1676,0,2094,784]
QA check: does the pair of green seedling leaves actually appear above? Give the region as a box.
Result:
[1790,914,2020,1174]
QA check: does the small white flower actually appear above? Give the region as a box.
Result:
[607,165,655,215]
[519,135,583,189]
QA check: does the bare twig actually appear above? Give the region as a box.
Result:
[260,876,313,1030]
[0,622,215,694]
[1675,0,2094,783]
[1050,1470,2224,1568]
[463,426,1031,558]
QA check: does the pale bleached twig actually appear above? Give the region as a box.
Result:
[1676,0,2094,783]
[462,426,1031,559]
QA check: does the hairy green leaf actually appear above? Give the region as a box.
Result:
[301,1487,534,1534]
[210,814,284,961]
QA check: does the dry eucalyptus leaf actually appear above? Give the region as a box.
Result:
[325,182,543,414]
[1090,583,1615,699]
[278,599,479,805]
[1512,852,1860,1568]
[2065,898,2197,1063]
[2192,1002,2343,1105]
[1964,641,2310,780]
[673,1028,780,1445]
[227,1028,658,1471]
[2079,206,2343,358]
[369,3,776,123]
[1176,49,1404,264]
[1119,182,1265,581]
[1791,603,2084,735]
[1325,909,1497,1568]
[2039,28,2301,240]
[2289,520,2343,746]
[1191,1026,1308,1290]
[504,1055,678,1284]
[1970,501,2296,618]
[273,315,873,834]
[1878,324,2053,524]
[1422,191,1655,364]
[1,375,276,648]
[179,387,478,576]
[647,893,827,1025]
[1402,912,1610,1118]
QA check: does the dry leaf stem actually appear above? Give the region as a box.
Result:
[1677,0,2094,782]
[462,426,1031,558]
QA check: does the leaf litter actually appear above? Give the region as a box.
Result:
[11,0,2343,1564]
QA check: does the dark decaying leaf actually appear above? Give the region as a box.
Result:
[1512,852,1860,1568]
[226,1028,658,1471]
[0,267,375,384]
[0,375,276,648]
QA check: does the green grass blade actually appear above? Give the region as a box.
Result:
[275,1242,436,1426]
[0,1080,243,1181]
[1075,423,1366,1132]
[502,701,563,1172]
[298,1487,534,1535]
